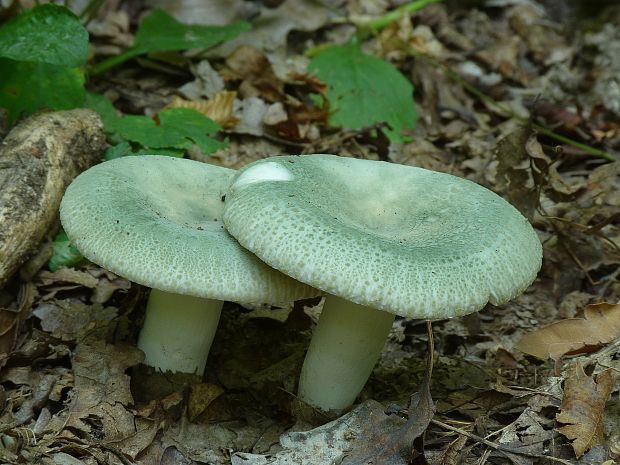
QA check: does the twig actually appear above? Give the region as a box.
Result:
[426,320,434,380]
[411,52,616,162]
[430,418,575,465]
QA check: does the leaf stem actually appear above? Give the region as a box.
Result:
[364,0,445,33]
[89,50,136,76]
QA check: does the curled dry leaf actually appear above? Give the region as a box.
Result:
[188,383,225,422]
[225,45,284,101]
[340,374,435,465]
[556,364,613,458]
[58,341,146,454]
[0,283,35,368]
[515,303,620,360]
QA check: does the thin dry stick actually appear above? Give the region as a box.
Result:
[410,51,617,162]
[430,418,575,465]
[426,320,434,380]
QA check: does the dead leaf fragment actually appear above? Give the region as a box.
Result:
[33,300,117,341]
[556,364,613,458]
[0,283,35,367]
[61,341,143,442]
[515,302,620,360]
[188,383,225,422]
[340,378,435,465]
[225,45,283,101]
[37,269,99,288]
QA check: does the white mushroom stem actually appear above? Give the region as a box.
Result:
[298,295,395,411]
[137,289,223,375]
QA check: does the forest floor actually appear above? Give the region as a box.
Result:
[0,0,619,464]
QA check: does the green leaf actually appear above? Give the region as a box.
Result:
[48,231,83,272]
[104,142,184,160]
[158,108,225,154]
[111,115,160,143]
[84,92,120,131]
[84,93,226,156]
[133,9,250,55]
[91,10,250,75]
[110,108,226,154]
[0,4,88,67]
[104,141,133,160]
[0,58,85,124]
[308,43,417,143]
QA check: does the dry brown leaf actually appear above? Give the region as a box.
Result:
[340,359,435,464]
[37,269,99,288]
[60,341,144,442]
[33,300,117,341]
[224,45,284,101]
[556,364,613,458]
[0,283,35,368]
[494,126,539,219]
[166,92,239,128]
[188,383,224,422]
[515,302,620,360]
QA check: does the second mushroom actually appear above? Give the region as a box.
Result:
[222,154,542,411]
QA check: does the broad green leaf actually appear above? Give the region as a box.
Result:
[158,108,225,154]
[104,142,184,160]
[132,148,185,157]
[104,141,133,160]
[133,9,250,55]
[84,92,120,131]
[308,43,417,143]
[49,231,83,272]
[0,4,88,67]
[0,58,85,124]
[111,115,162,144]
[91,10,250,74]
[110,108,225,154]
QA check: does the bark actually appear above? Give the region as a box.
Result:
[0,109,105,288]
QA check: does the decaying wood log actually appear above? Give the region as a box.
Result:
[0,109,105,288]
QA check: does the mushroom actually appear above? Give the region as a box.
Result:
[222,154,542,411]
[60,155,317,375]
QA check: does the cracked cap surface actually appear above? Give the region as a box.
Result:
[223,154,542,318]
[60,155,318,304]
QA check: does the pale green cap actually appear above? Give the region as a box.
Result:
[222,154,542,319]
[60,155,317,304]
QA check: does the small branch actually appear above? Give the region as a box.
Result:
[411,52,616,162]
[533,124,616,162]
[430,418,575,465]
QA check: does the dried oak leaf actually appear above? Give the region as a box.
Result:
[494,126,539,219]
[340,372,435,465]
[556,364,613,458]
[225,45,284,101]
[33,299,117,341]
[515,303,620,360]
[0,282,35,368]
[63,341,144,444]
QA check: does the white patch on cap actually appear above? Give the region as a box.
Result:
[232,162,294,189]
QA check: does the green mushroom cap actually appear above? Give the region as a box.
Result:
[60,155,317,304]
[223,154,542,319]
